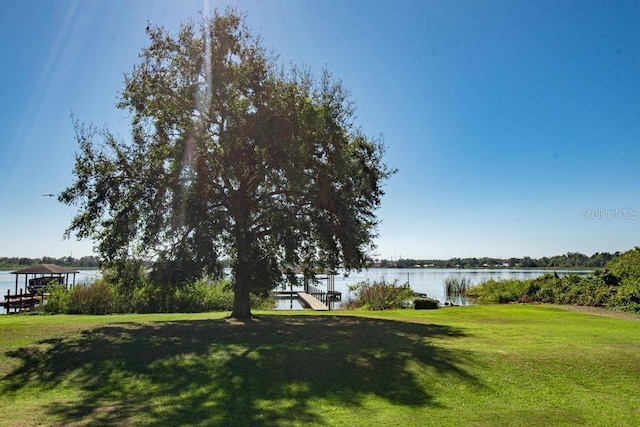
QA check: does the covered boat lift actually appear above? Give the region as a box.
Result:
[11,264,79,294]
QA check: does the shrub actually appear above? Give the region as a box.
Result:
[569,275,614,307]
[67,280,117,314]
[525,273,562,303]
[347,279,415,310]
[39,282,70,314]
[34,272,276,314]
[414,298,439,310]
[609,284,640,313]
[130,281,173,313]
[466,278,530,304]
[468,269,640,313]
[250,291,277,311]
[175,279,235,312]
[126,277,273,313]
[606,247,640,285]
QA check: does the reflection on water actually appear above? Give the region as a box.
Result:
[274,295,306,310]
[444,294,469,306]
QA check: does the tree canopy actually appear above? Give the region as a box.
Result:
[60,9,394,318]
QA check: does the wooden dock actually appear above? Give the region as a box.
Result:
[297,292,329,311]
[1,289,42,314]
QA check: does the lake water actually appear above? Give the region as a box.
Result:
[1,268,590,313]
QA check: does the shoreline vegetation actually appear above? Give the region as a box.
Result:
[461,247,640,314]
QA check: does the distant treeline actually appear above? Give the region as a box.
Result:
[0,256,99,270]
[0,251,621,271]
[374,251,620,269]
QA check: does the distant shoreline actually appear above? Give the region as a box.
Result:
[0,266,98,272]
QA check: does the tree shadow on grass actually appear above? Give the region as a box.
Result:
[2,315,480,426]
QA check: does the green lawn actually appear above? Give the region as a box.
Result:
[0,306,638,426]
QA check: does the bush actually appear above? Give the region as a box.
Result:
[117,277,273,313]
[520,273,554,303]
[466,278,530,304]
[609,284,640,313]
[171,278,274,312]
[414,298,439,310]
[567,275,614,307]
[463,248,640,313]
[606,247,640,285]
[467,268,640,314]
[39,282,70,314]
[130,281,173,313]
[346,279,415,310]
[33,272,278,315]
[175,279,235,312]
[67,280,117,314]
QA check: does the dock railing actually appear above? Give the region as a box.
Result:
[1,289,41,314]
[307,283,342,309]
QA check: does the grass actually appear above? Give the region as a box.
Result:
[0,306,638,426]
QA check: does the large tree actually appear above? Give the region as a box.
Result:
[61,9,394,318]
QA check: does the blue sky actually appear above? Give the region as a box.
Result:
[1,0,640,260]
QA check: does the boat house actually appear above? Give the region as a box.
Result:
[1,264,80,314]
[11,264,79,294]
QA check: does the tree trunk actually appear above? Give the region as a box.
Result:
[231,263,252,318]
[230,224,253,319]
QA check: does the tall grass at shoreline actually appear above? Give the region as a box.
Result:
[443,276,472,305]
[346,279,415,310]
[38,277,274,315]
